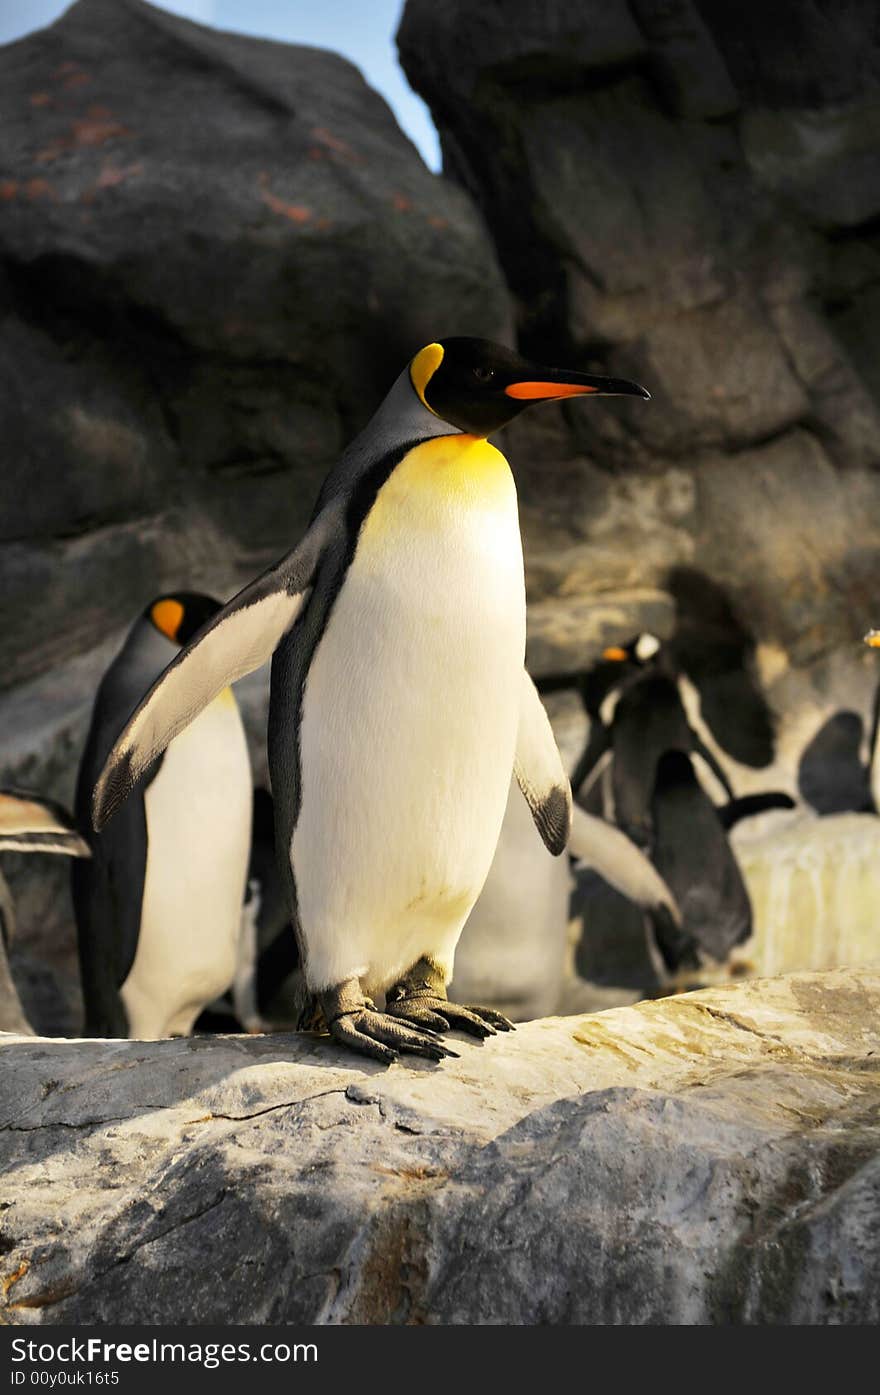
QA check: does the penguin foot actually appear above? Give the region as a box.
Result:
[385,958,515,1039]
[319,980,458,1066]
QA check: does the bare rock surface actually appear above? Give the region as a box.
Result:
[1,967,878,1324]
[399,0,880,674]
[0,0,510,692]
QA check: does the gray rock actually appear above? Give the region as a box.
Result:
[0,0,511,690]
[631,0,739,120]
[0,968,878,1323]
[692,430,880,661]
[526,588,675,679]
[696,0,880,109]
[397,0,646,102]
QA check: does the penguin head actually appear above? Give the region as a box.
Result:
[602,632,662,669]
[146,592,221,647]
[581,633,663,718]
[865,629,880,650]
[409,337,649,436]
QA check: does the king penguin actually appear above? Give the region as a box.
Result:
[0,787,90,1034]
[573,633,793,974]
[74,593,252,1039]
[92,338,649,1064]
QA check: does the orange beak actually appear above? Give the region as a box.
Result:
[602,646,628,662]
[506,381,600,401]
[505,372,649,402]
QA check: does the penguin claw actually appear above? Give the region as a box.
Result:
[387,995,514,1039]
[384,1003,452,1034]
[328,1009,458,1065]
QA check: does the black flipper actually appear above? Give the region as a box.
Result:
[514,671,572,855]
[692,735,735,802]
[718,791,796,831]
[798,712,872,816]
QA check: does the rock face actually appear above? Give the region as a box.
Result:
[1,0,509,695]
[399,0,880,675]
[1,967,878,1324]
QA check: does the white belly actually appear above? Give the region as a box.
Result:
[292,435,526,996]
[121,689,252,1038]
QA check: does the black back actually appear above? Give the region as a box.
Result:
[72,617,176,1036]
[651,751,752,966]
[798,711,874,815]
[610,673,696,845]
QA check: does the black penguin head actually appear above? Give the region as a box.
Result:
[146,592,221,647]
[602,632,663,669]
[409,337,649,436]
[580,633,663,717]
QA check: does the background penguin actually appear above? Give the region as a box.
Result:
[195,787,300,1034]
[0,787,89,1033]
[571,634,793,981]
[74,593,252,1039]
[796,631,880,816]
[92,336,649,1064]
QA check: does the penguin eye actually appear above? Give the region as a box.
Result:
[472,366,496,385]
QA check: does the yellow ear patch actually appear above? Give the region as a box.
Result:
[410,342,444,413]
[151,598,185,642]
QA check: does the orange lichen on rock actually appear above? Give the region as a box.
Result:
[71,114,131,148]
[25,178,55,200]
[1,1260,30,1297]
[257,171,312,224]
[35,111,131,165]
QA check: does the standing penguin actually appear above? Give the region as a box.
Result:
[92,338,649,1064]
[798,632,880,816]
[74,594,252,1039]
[0,788,90,1033]
[572,634,793,974]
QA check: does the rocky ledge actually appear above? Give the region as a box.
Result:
[1,967,879,1325]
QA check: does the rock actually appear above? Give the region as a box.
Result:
[1,968,878,1323]
[631,0,739,121]
[526,588,675,679]
[0,0,511,693]
[609,294,809,455]
[692,431,880,661]
[398,0,880,683]
[397,0,646,103]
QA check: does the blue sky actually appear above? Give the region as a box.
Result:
[0,0,441,169]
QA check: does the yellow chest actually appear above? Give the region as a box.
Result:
[358,434,518,551]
